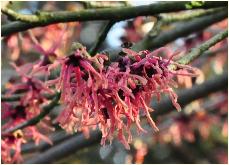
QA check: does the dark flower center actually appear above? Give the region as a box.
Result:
[65,54,83,67]
[6,134,16,143]
[101,108,109,121]
[130,65,143,76]
[118,51,127,56]
[118,89,125,100]
[145,66,157,77]
[40,56,52,66]
[176,115,191,124]
[118,58,129,72]
[27,79,38,91]
[132,85,143,95]
[121,42,133,48]
[82,72,89,81]
[11,105,26,119]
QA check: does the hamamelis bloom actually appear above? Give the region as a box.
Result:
[55,46,197,149]
[5,62,54,107]
[1,132,25,163]
[1,102,53,163]
[1,128,52,163]
[2,62,55,163]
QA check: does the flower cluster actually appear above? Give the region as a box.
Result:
[2,63,54,163]
[55,45,197,149]
[1,25,69,163]
[1,42,197,163]
[1,101,53,163]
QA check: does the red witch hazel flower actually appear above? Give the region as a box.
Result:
[54,43,198,149]
[1,102,53,163]
[5,61,54,106]
[2,62,55,163]
[1,131,25,163]
[27,27,66,78]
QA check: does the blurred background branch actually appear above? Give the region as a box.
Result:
[89,20,116,56]
[177,29,228,66]
[132,10,227,51]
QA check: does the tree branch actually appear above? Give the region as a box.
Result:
[106,10,227,61]
[24,72,228,163]
[1,94,21,102]
[161,7,222,24]
[200,45,228,58]
[132,10,228,51]
[21,131,75,153]
[149,7,224,38]
[1,93,56,102]
[176,29,228,65]
[2,92,61,134]
[25,130,102,164]
[1,7,40,22]
[89,20,115,56]
[1,1,227,37]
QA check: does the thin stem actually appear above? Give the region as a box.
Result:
[25,130,102,164]
[176,29,228,66]
[149,8,223,38]
[1,94,21,102]
[2,1,227,37]
[1,7,40,22]
[133,10,228,51]
[83,1,130,9]
[89,20,115,56]
[2,92,61,134]
[1,93,56,102]
[21,130,76,153]
[161,7,222,24]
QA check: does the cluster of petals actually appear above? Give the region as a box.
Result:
[2,101,53,163]
[2,63,54,163]
[55,45,197,149]
[1,28,68,163]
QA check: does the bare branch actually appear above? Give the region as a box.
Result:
[2,1,227,36]
[133,10,227,51]
[176,29,228,66]
[89,20,115,56]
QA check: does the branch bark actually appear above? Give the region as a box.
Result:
[21,131,75,153]
[25,130,102,164]
[176,29,228,65]
[1,93,56,102]
[89,20,115,56]
[160,7,222,24]
[132,10,228,51]
[1,1,227,37]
